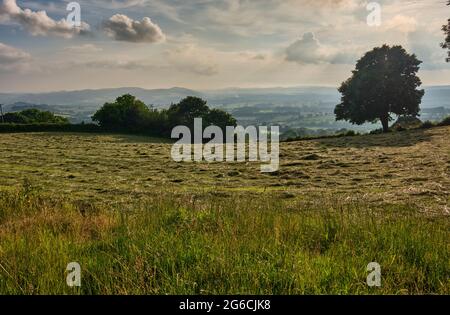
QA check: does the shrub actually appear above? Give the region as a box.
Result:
[438,116,450,126]
[370,128,385,135]
[394,125,406,132]
[344,130,358,136]
[2,109,69,124]
[420,121,435,129]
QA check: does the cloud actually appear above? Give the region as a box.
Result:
[76,59,159,70]
[408,31,449,70]
[384,15,418,33]
[285,32,326,64]
[0,0,91,38]
[195,0,367,37]
[167,44,219,76]
[0,42,31,72]
[64,44,103,53]
[91,0,148,9]
[238,51,269,61]
[285,32,358,65]
[102,14,165,43]
[36,58,166,74]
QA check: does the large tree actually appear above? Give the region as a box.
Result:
[167,96,236,131]
[442,1,450,62]
[92,94,150,132]
[166,96,210,129]
[335,45,424,132]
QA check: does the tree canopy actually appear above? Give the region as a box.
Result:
[166,96,236,131]
[92,95,236,137]
[1,109,69,124]
[166,96,210,129]
[334,45,424,132]
[92,94,151,132]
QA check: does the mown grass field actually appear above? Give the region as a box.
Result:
[0,127,449,294]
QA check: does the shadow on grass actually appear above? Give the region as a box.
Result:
[314,128,433,148]
[110,134,173,144]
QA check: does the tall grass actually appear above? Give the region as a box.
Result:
[0,186,448,295]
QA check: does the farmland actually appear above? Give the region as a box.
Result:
[0,127,449,294]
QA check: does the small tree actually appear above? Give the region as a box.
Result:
[441,1,450,62]
[335,45,424,132]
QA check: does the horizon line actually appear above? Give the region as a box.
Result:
[2,84,450,95]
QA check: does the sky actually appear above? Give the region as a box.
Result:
[0,0,449,92]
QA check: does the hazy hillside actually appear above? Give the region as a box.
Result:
[422,86,450,108]
[1,86,449,130]
[0,87,202,108]
[3,102,54,112]
[1,86,448,109]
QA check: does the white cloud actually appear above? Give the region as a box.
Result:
[102,14,165,43]
[384,15,418,33]
[285,32,358,65]
[91,0,148,9]
[196,0,367,37]
[0,0,91,38]
[167,44,219,76]
[0,42,31,72]
[92,0,185,23]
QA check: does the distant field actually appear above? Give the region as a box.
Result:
[0,127,449,294]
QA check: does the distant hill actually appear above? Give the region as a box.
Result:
[0,87,202,109]
[4,102,54,113]
[1,86,448,109]
[422,86,450,108]
[1,86,448,127]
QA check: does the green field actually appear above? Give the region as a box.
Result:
[0,127,449,294]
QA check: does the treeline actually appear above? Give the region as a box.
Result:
[92,94,237,137]
[0,95,237,137]
[1,109,69,124]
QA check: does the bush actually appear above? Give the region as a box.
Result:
[370,128,385,135]
[438,116,450,126]
[2,109,69,124]
[394,125,406,132]
[420,121,435,129]
[392,116,422,130]
[344,130,358,137]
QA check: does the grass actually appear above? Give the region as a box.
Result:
[0,187,448,295]
[0,127,449,294]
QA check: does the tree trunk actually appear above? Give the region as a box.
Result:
[380,116,389,133]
